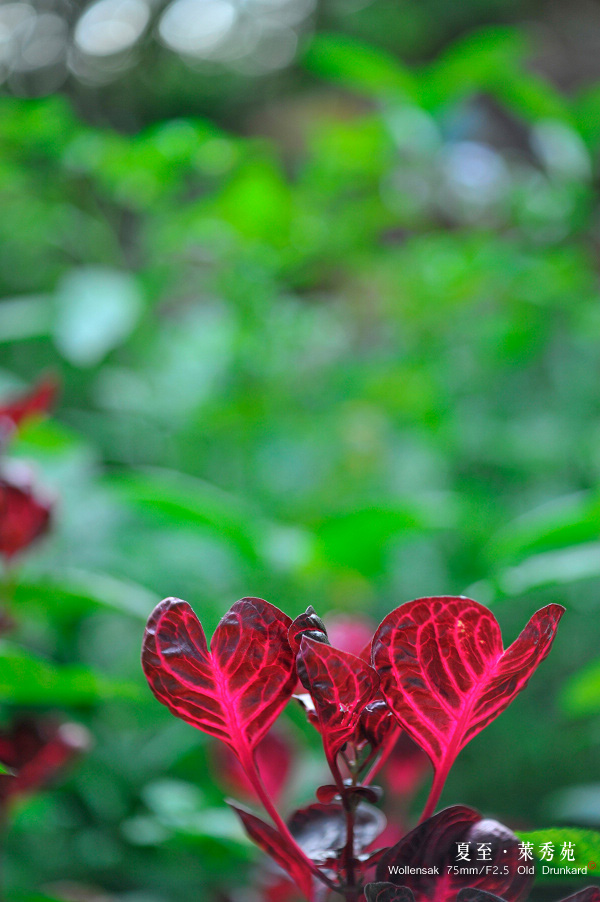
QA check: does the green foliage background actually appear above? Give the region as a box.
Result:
[2,1,600,899]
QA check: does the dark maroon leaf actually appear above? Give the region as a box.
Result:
[316,782,382,805]
[365,884,416,902]
[298,636,379,764]
[228,800,314,901]
[289,801,386,862]
[358,698,396,751]
[457,891,506,902]
[291,608,331,691]
[0,474,52,560]
[372,597,564,811]
[559,892,600,902]
[377,806,532,902]
[0,376,58,446]
[288,607,330,655]
[142,597,296,758]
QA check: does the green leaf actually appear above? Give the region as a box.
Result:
[303,33,416,100]
[490,492,600,564]
[561,659,600,717]
[14,568,160,622]
[498,542,600,596]
[516,828,600,883]
[0,642,139,705]
[109,468,266,564]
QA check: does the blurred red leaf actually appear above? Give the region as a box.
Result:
[0,717,90,804]
[0,473,52,560]
[213,727,293,803]
[0,376,58,445]
[142,597,296,757]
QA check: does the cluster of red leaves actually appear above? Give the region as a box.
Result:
[0,377,57,562]
[141,593,572,902]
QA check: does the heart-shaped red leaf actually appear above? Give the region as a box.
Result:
[142,596,296,757]
[0,477,52,560]
[372,597,564,815]
[298,636,379,764]
[376,806,532,902]
[228,800,315,901]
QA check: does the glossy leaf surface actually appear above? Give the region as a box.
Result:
[289,801,386,861]
[298,635,379,762]
[372,597,564,780]
[288,606,329,654]
[142,596,296,755]
[377,806,532,902]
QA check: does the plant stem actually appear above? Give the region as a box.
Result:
[239,746,339,895]
[363,725,400,786]
[419,764,448,823]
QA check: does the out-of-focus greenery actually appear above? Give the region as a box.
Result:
[2,6,600,901]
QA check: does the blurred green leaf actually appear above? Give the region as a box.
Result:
[561,659,600,717]
[14,569,160,621]
[303,33,417,100]
[0,642,139,705]
[109,468,266,564]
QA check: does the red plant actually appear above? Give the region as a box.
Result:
[0,716,91,808]
[0,377,57,563]
[142,595,570,902]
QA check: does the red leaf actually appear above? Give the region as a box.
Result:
[0,474,52,560]
[142,596,296,756]
[289,801,386,862]
[288,607,329,655]
[559,892,600,902]
[372,597,564,810]
[457,892,505,902]
[0,376,58,445]
[376,806,533,902]
[298,636,379,764]
[228,800,315,901]
[358,698,396,751]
